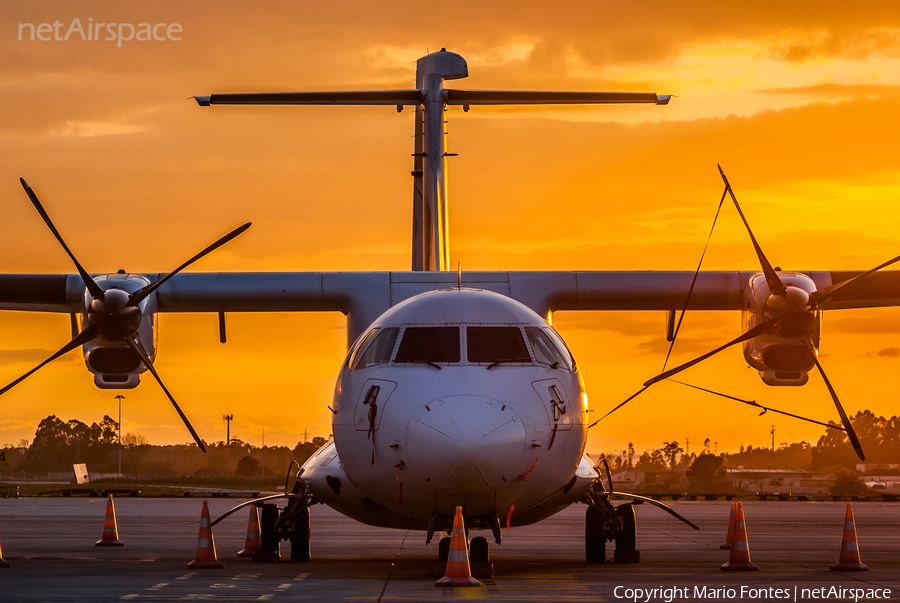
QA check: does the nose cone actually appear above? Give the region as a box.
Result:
[406,396,525,495]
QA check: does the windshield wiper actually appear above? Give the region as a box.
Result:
[394,359,442,370]
[486,357,532,370]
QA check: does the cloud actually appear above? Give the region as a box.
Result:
[758,83,900,97]
[0,348,74,365]
[876,346,900,357]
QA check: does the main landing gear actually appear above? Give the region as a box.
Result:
[584,501,639,563]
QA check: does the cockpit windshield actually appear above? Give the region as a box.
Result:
[525,327,566,367]
[467,326,531,364]
[395,327,460,363]
[354,327,399,369]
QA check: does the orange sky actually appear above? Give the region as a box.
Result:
[2,1,900,456]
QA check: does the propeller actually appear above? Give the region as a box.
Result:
[1,178,252,452]
[603,166,898,461]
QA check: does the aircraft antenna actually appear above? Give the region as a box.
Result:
[457,262,461,290]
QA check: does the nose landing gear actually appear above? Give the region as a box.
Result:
[436,531,493,578]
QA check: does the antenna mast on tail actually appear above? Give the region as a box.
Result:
[194,49,671,272]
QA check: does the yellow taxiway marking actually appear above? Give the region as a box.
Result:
[454,583,490,599]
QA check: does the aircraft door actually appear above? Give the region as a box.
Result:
[353,379,398,432]
[531,379,572,432]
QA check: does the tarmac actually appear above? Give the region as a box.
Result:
[0,498,897,602]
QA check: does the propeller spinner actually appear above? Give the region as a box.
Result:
[1,179,252,453]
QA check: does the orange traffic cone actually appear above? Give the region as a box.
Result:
[95,494,124,547]
[0,528,9,568]
[188,501,224,569]
[435,507,480,587]
[831,503,868,571]
[721,503,758,571]
[720,502,736,550]
[237,505,261,558]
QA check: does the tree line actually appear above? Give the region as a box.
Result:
[1,414,328,480]
[604,409,900,474]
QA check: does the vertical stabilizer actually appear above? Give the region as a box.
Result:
[412,50,468,272]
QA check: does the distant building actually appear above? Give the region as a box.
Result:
[856,463,899,472]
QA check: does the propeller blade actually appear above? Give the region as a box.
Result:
[717,166,787,297]
[644,319,774,387]
[663,186,730,373]
[809,251,900,306]
[802,337,865,461]
[668,380,846,432]
[129,222,252,306]
[20,178,105,301]
[126,337,207,453]
[0,324,98,396]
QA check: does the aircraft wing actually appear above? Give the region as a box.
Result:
[442,90,671,105]
[3,270,900,346]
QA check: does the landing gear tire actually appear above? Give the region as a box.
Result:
[438,536,451,562]
[290,506,311,562]
[585,505,606,563]
[470,536,488,563]
[613,504,640,563]
[470,536,493,578]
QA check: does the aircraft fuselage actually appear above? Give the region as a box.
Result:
[300,287,597,533]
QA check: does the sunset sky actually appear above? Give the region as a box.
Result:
[2,1,900,457]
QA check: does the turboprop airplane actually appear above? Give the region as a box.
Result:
[3,49,900,567]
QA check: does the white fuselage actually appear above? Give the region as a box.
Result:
[299,288,597,532]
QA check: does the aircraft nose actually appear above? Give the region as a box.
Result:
[405,396,526,495]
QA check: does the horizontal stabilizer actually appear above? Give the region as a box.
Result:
[194,90,424,106]
[443,90,671,105]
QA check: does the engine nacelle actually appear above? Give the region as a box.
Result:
[80,273,157,389]
[742,271,821,386]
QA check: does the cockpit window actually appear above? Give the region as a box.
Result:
[347,328,378,369]
[544,327,575,370]
[467,327,530,363]
[353,327,400,370]
[395,327,460,363]
[525,327,567,368]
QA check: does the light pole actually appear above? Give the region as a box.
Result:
[223,414,233,451]
[771,425,776,470]
[115,395,125,476]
